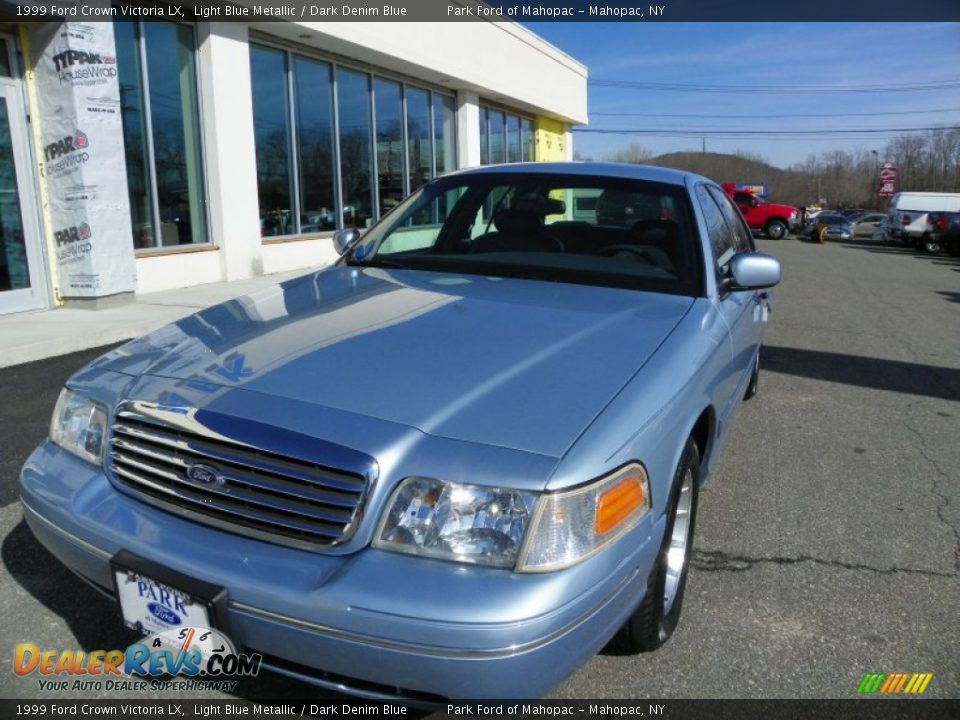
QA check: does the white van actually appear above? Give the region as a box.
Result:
[889,192,960,253]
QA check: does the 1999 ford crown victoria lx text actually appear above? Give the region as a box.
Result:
[20,163,781,700]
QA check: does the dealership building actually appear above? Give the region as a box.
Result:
[0,11,587,316]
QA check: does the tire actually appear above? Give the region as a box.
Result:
[612,438,700,654]
[921,237,942,254]
[744,348,760,400]
[817,225,828,244]
[765,219,787,240]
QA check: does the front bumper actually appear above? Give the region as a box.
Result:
[20,441,661,700]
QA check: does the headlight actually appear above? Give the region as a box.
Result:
[375,463,650,572]
[374,478,535,567]
[50,388,108,466]
[517,463,650,572]
[374,477,536,567]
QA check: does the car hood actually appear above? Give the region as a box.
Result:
[764,203,797,214]
[90,267,693,457]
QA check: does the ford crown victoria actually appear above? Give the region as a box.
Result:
[20,162,780,700]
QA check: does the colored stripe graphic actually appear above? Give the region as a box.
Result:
[858,673,886,694]
[858,672,932,694]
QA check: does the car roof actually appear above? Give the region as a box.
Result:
[444,161,705,187]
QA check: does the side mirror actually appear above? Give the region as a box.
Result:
[333,228,361,255]
[729,252,781,290]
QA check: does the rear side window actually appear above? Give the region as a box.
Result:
[695,185,735,271]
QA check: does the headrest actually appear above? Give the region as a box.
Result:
[596,191,660,226]
[513,195,566,216]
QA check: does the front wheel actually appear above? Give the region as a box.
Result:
[765,219,788,240]
[921,237,942,254]
[612,439,700,653]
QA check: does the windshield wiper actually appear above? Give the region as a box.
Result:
[344,257,409,269]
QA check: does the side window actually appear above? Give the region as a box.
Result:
[708,186,755,253]
[695,185,735,272]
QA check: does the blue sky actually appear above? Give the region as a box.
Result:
[525,22,960,168]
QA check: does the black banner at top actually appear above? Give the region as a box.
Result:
[1,0,959,22]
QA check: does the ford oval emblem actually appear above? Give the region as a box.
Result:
[185,463,223,488]
[147,602,182,626]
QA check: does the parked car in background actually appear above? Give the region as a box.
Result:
[722,184,799,240]
[851,213,888,237]
[839,208,868,219]
[872,215,894,243]
[928,210,960,256]
[889,191,960,253]
[810,213,854,243]
[20,162,780,701]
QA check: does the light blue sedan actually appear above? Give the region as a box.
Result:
[20,163,780,700]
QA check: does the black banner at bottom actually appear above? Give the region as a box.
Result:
[2,699,958,720]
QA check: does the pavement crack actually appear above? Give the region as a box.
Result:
[691,548,956,579]
[900,399,960,574]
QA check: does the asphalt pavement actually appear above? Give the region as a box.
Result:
[0,237,957,703]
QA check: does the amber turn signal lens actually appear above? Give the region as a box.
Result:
[595,476,645,535]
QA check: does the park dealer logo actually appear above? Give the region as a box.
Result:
[42,130,90,178]
[52,48,117,85]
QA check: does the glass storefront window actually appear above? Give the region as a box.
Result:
[0,98,29,291]
[250,45,292,237]
[250,43,456,233]
[480,105,533,166]
[374,78,404,216]
[116,21,207,250]
[406,87,431,192]
[520,117,535,162]
[337,68,373,229]
[114,21,154,249]
[506,114,520,163]
[480,106,489,166]
[433,94,456,175]
[294,57,336,233]
[489,110,505,165]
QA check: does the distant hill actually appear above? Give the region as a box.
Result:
[648,152,811,206]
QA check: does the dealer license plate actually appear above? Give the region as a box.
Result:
[114,568,212,636]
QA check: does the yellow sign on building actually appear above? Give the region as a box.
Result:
[534,116,566,161]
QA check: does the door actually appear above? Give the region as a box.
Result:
[694,184,764,430]
[0,35,48,315]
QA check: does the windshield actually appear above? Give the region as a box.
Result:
[346,173,702,296]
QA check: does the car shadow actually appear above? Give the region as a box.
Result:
[838,241,960,264]
[761,346,959,402]
[937,291,960,304]
[1,520,406,704]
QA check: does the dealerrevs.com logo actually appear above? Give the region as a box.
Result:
[14,626,261,693]
[52,49,117,85]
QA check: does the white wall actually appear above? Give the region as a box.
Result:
[196,22,263,282]
[135,250,223,295]
[261,238,340,276]
[457,90,482,168]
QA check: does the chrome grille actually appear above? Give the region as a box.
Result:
[108,408,369,549]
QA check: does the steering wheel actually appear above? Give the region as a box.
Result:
[597,244,657,265]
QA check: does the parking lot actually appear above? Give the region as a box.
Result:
[0,236,957,701]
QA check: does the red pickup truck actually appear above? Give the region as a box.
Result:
[722,184,799,240]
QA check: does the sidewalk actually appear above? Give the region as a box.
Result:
[0,267,318,369]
